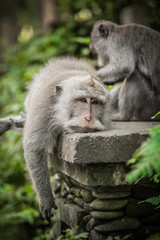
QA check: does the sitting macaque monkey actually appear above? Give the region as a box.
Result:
[0,57,110,220]
[90,20,160,121]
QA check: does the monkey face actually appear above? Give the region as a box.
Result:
[68,96,106,133]
[54,75,110,133]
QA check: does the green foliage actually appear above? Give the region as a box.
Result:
[142,195,160,208]
[0,183,39,225]
[57,227,88,240]
[33,216,57,240]
[126,125,160,184]
[0,131,42,240]
[152,111,160,119]
[126,124,160,240]
[147,233,160,240]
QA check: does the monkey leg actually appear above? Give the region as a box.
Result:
[111,78,135,121]
[111,94,134,121]
[111,103,134,121]
[111,111,133,121]
[111,100,135,121]
[109,83,123,110]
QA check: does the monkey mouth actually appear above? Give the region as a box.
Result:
[72,126,98,133]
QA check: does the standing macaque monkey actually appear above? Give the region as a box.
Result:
[1,57,109,220]
[90,20,160,120]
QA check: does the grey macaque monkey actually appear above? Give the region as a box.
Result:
[21,57,110,220]
[90,20,160,120]
[0,58,110,219]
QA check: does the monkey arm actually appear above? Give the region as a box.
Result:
[23,106,58,220]
[23,142,57,220]
[109,83,123,110]
[97,64,132,85]
[0,112,26,136]
[0,118,12,136]
[97,49,135,85]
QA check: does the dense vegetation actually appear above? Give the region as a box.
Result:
[0,0,160,239]
[126,124,160,208]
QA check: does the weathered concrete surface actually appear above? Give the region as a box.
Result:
[56,198,86,229]
[57,122,158,164]
[52,157,127,186]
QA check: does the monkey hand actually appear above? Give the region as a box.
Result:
[39,196,57,221]
[10,112,26,128]
[0,118,11,136]
[97,69,105,80]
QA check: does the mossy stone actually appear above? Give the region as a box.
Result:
[95,217,141,232]
[90,199,128,211]
[81,189,94,203]
[90,211,123,219]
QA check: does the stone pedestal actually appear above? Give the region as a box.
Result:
[51,122,160,240]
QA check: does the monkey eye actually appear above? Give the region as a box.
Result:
[79,98,87,103]
[91,99,99,105]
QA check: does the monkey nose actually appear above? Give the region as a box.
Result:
[85,116,91,122]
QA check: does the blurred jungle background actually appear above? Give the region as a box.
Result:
[0,0,160,240]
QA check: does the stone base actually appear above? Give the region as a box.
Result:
[52,174,160,240]
[51,122,160,239]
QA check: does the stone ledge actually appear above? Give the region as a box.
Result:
[57,122,158,164]
[52,157,127,186]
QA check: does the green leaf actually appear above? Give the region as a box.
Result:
[126,125,160,184]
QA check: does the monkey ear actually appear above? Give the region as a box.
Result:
[99,24,109,38]
[56,85,63,95]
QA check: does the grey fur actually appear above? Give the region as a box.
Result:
[110,69,160,120]
[23,57,110,220]
[90,20,160,120]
